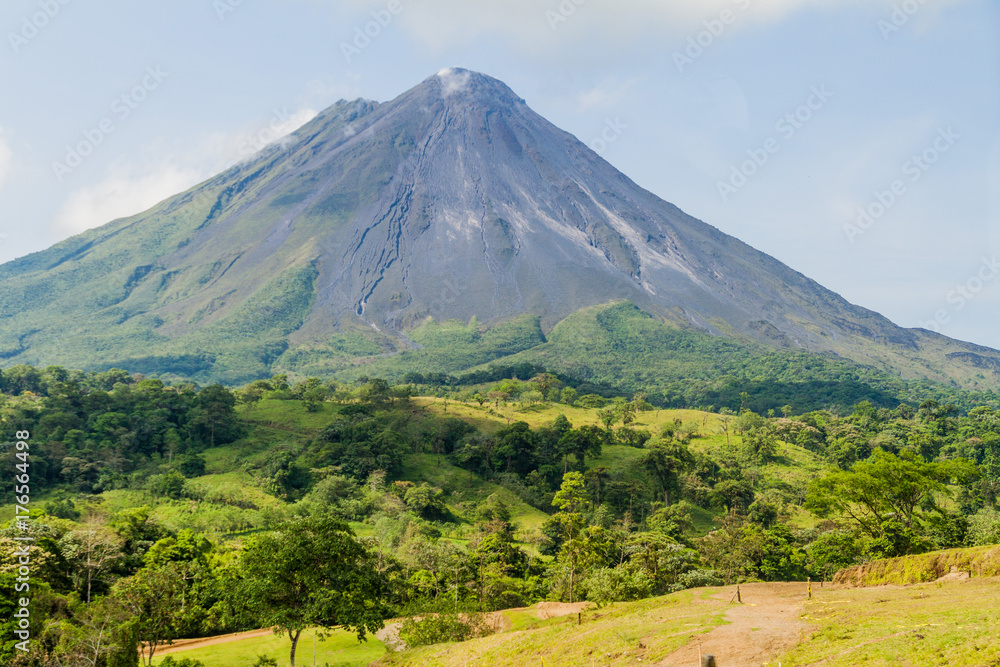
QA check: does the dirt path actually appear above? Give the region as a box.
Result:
[657,582,810,667]
[155,628,277,656]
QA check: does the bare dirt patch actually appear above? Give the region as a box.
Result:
[533,601,589,620]
[657,582,810,667]
[154,628,275,656]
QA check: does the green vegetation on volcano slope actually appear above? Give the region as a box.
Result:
[332,303,1000,414]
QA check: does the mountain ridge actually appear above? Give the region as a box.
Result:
[1,68,998,390]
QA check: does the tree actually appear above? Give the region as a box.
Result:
[189,384,241,447]
[717,408,735,447]
[229,515,387,667]
[560,387,578,406]
[113,564,189,666]
[597,407,618,434]
[711,479,755,514]
[494,422,537,475]
[59,513,124,603]
[806,450,977,555]
[54,595,139,667]
[403,484,448,520]
[623,532,698,594]
[557,426,603,472]
[552,473,588,603]
[642,440,694,506]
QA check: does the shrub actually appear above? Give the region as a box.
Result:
[176,454,207,478]
[968,508,1000,547]
[669,569,724,592]
[159,657,206,667]
[398,612,494,647]
[576,394,608,409]
[582,565,654,605]
[147,470,187,499]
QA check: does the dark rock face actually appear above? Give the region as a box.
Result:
[1,68,998,384]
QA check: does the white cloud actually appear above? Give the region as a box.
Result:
[339,0,934,54]
[0,129,12,192]
[204,106,318,173]
[50,105,318,239]
[54,161,205,237]
[437,68,472,96]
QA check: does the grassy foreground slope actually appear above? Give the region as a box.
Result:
[151,627,386,667]
[777,578,1000,666]
[379,589,730,667]
[366,576,1000,667]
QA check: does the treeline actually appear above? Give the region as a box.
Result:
[400,353,1000,415]
[0,365,242,497]
[2,366,1000,665]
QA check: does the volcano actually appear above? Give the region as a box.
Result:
[1,68,998,387]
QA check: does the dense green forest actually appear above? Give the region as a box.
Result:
[1,364,999,666]
[345,306,1000,415]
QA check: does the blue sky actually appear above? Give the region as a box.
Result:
[1,0,998,347]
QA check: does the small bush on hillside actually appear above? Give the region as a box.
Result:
[582,565,654,605]
[968,508,1000,547]
[399,612,494,647]
[160,657,206,667]
[669,569,724,592]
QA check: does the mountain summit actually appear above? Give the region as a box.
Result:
[2,69,999,386]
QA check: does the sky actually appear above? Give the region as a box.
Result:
[1,0,998,348]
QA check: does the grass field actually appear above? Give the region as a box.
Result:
[151,627,386,667]
[375,589,728,667]
[776,578,1000,666]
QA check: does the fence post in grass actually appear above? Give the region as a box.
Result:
[808,577,812,599]
[578,612,581,626]
[701,655,718,667]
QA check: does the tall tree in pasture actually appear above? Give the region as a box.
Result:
[228,515,387,667]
